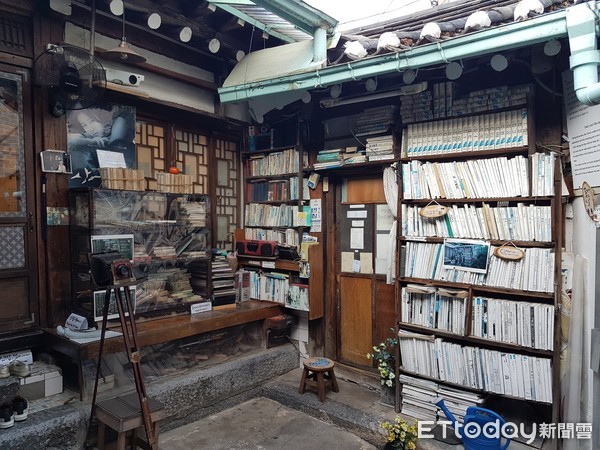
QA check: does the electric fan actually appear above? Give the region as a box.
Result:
[33,44,106,117]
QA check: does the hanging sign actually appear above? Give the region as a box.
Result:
[419,203,449,218]
[493,242,525,261]
[582,181,600,223]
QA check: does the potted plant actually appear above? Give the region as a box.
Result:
[366,329,398,406]
[380,416,419,450]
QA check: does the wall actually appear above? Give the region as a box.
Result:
[571,198,597,423]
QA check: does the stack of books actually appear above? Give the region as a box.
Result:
[399,374,439,422]
[313,149,344,170]
[211,254,236,307]
[355,105,397,136]
[187,259,210,299]
[436,386,484,424]
[365,135,395,161]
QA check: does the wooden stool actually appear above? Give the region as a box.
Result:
[298,357,339,402]
[95,392,165,450]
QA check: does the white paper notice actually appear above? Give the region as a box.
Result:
[360,252,373,274]
[96,150,127,168]
[375,233,390,275]
[347,210,368,219]
[310,199,322,232]
[352,259,361,273]
[341,252,354,272]
[350,228,364,249]
[376,204,394,231]
[563,70,600,188]
[349,204,365,209]
[351,220,365,227]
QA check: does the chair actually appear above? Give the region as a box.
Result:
[298,357,339,402]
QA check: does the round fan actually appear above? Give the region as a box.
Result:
[33,45,106,117]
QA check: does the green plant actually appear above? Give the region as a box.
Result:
[380,416,419,450]
[366,329,398,388]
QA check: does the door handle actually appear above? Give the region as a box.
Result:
[28,212,34,233]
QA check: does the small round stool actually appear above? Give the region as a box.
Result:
[298,357,339,402]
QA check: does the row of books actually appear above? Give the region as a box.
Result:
[401,203,553,242]
[399,374,484,424]
[471,297,554,351]
[400,285,468,335]
[398,331,553,403]
[451,85,530,117]
[245,148,308,177]
[313,148,367,169]
[246,177,309,202]
[402,108,528,157]
[244,227,299,247]
[245,204,310,228]
[400,88,435,123]
[402,155,534,200]
[211,254,236,306]
[531,152,555,197]
[248,270,289,304]
[401,242,555,293]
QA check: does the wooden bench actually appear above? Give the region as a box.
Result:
[298,357,339,402]
[95,392,164,450]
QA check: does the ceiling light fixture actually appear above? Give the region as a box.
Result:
[490,54,508,72]
[402,69,417,84]
[103,1,146,64]
[365,78,377,92]
[445,61,463,80]
[330,84,342,99]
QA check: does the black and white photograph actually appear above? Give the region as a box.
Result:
[442,238,490,274]
[90,234,134,261]
[67,103,136,188]
[93,287,135,322]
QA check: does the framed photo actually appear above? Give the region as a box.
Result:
[91,234,134,261]
[442,238,490,274]
[93,287,135,322]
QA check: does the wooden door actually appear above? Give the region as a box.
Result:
[0,64,39,332]
[334,175,395,368]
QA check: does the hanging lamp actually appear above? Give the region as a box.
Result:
[103,1,146,64]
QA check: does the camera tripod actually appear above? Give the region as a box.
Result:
[87,281,158,450]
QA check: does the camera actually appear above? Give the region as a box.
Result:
[104,68,145,87]
[89,251,135,287]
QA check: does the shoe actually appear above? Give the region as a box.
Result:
[11,396,28,422]
[8,361,30,377]
[0,404,14,429]
[0,365,8,378]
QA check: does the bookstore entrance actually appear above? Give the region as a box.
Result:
[331,175,395,369]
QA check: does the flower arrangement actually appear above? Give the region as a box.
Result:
[380,416,419,450]
[366,329,398,388]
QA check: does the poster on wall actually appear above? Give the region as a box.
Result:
[562,70,600,189]
[66,103,136,188]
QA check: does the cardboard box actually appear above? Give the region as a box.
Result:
[19,362,63,400]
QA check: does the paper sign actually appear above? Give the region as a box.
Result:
[376,204,394,230]
[360,252,373,274]
[350,228,364,249]
[349,204,365,209]
[347,210,368,219]
[352,259,361,272]
[191,302,212,314]
[96,149,127,168]
[262,261,276,269]
[341,252,354,272]
[66,313,88,331]
[352,220,365,227]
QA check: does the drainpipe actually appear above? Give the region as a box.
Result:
[567,2,600,105]
[313,27,327,64]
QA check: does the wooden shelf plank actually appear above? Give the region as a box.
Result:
[399,236,555,248]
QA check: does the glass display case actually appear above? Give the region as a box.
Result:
[69,188,211,320]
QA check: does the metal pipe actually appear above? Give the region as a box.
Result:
[567,2,600,106]
[219,9,569,103]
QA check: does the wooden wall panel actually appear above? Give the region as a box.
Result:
[339,275,372,365]
[374,280,396,345]
[345,177,385,204]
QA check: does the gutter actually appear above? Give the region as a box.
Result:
[219,9,569,104]
[566,2,600,106]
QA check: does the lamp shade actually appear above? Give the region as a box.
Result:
[103,39,146,64]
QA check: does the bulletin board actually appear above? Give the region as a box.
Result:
[339,204,374,274]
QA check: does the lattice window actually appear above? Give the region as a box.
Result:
[174,128,208,194]
[214,138,238,250]
[0,13,32,57]
[135,121,165,191]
